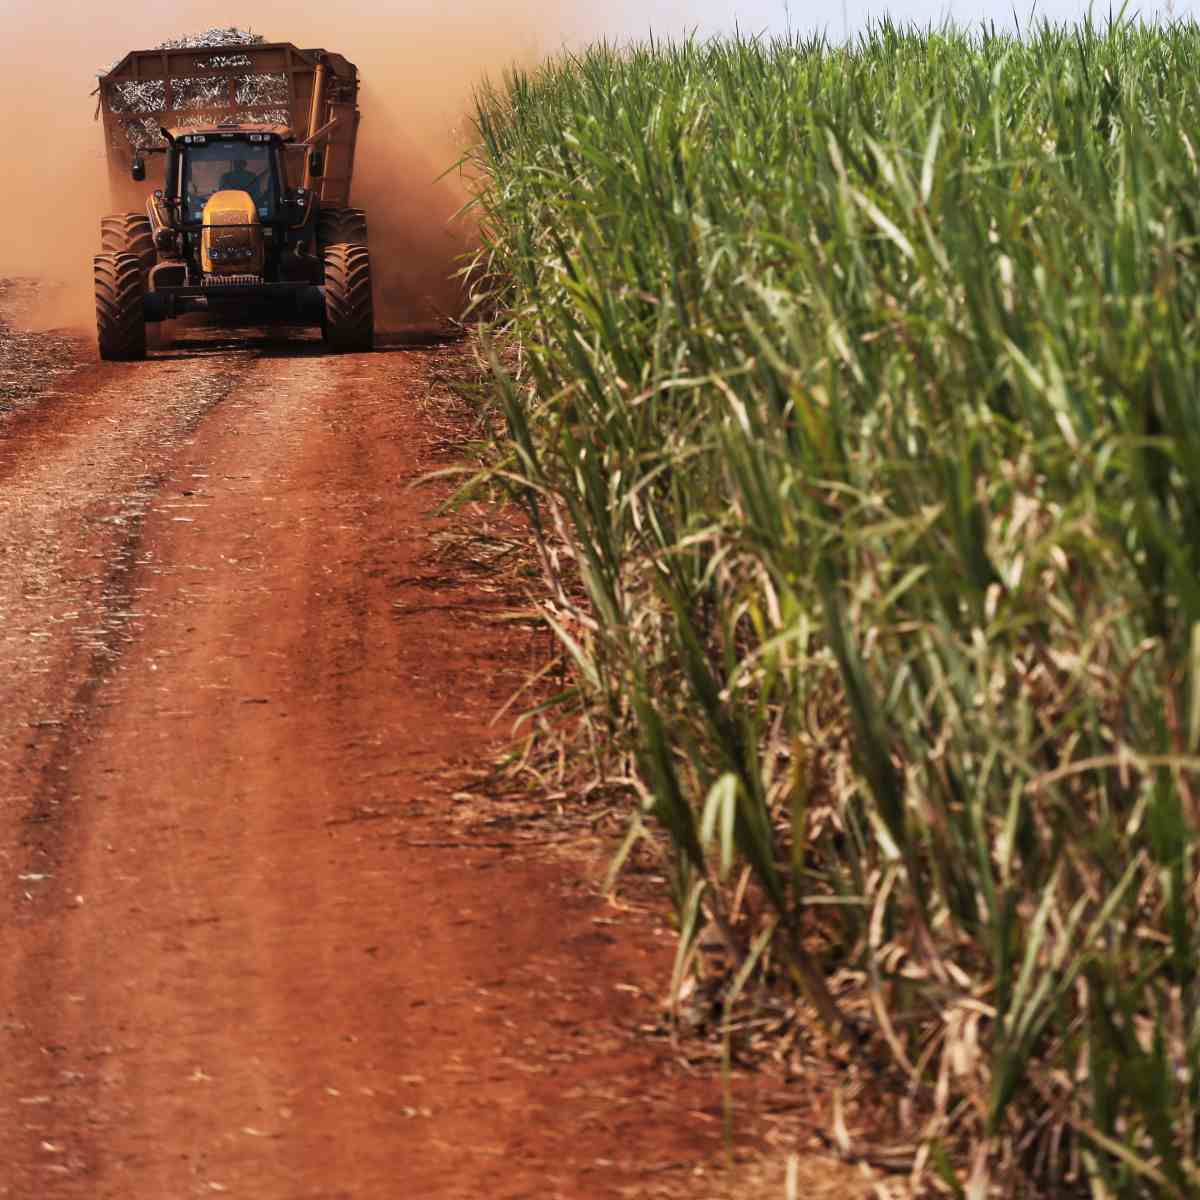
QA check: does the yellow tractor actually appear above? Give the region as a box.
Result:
[94,41,371,357]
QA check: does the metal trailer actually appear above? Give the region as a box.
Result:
[98,42,361,208]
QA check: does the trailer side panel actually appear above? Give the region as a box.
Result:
[98,43,359,209]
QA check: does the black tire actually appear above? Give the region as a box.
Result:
[100,213,155,274]
[94,253,146,361]
[322,243,373,353]
[317,206,368,250]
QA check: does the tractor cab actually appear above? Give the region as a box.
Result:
[177,134,282,224]
[161,126,302,229]
[142,125,322,287]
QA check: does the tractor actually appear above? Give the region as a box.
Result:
[94,40,371,357]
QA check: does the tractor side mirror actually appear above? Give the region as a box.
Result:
[131,156,146,182]
[307,149,324,178]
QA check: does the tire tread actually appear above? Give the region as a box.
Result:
[100,213,155,274]
[317,207,369,250]
[94,252,146,361]
[322,243,373,353]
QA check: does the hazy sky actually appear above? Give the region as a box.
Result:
[581,0,1200,42]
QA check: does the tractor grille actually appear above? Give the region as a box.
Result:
[205,210,256,267]
[202,274,264,288]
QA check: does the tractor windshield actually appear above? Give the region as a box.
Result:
[180,141,278,223]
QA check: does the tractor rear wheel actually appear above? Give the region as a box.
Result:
[322,243,373,353]
[317,207,368,250]
[94,253,146,361]
[100,213,155,274]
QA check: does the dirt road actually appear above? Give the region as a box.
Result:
[0,308,733,1199]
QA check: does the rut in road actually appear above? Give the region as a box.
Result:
[0,352,257,830]
[0,327,729,1200]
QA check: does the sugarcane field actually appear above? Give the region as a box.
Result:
[2,6,1200,1199]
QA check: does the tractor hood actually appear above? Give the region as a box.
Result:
[201,190,264,276]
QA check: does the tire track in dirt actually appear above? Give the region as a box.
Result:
[0,331,269,1197]
[5,367,258,820]
[0,325,732,1199]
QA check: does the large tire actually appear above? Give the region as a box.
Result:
[100,213,155,274]
[322,243,373,353]
[317,206,368,250]
[94,253,146,361]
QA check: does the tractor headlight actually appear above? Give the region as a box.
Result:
[209,246,256,263]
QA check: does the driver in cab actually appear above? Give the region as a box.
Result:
[219,159,262,201]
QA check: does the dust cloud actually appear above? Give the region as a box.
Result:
[0,0,563,331]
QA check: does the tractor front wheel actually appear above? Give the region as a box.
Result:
[94,253,146,361]
[322,243,373,353]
